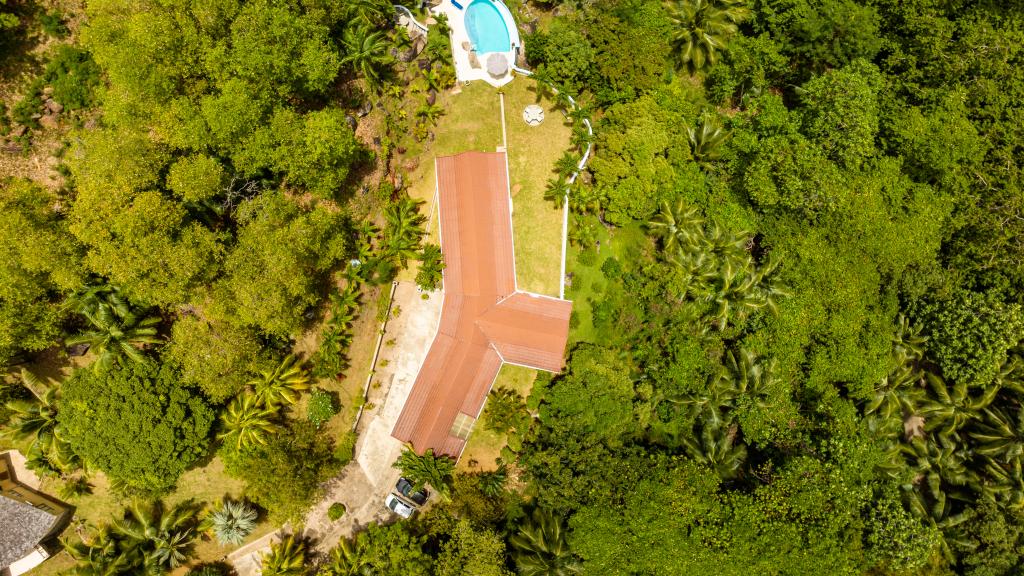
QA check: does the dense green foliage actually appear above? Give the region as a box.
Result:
[519,0,1024,573]
[0,179,83,365]
[223,421,337,522]
[58,361,214,491]
[7,0,1024,574]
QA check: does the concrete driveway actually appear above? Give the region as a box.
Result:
[228,281,443,573]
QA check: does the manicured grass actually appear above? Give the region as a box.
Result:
[401,79,569,296]
[26,454,276,575]
[503,79,570,297]
[565,221,649,345]
[458,364,537,472]
[399,81,505,283]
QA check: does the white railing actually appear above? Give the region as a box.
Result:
[394,4,429,33]
[511,64,593,300]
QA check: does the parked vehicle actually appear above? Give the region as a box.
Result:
[385,493,416,518]
[396,477,429,505]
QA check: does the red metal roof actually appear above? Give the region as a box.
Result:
[391,151,572,458]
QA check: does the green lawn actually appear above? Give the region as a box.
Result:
[401,79,569,297]
[565,221,649,345]
[458,363,538,472]
[503,79,570,297]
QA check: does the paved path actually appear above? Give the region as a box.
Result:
[228,282,443,574]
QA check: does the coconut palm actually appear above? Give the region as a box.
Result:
[723,348,777,410]
[340,25,395,92]
[509,509,581,576]
[902,436,971,521]
[4,380,60,448]
[394,447,455,497]
[974,459,1024,511]
[218,392,281,450]
[250,355,310,408]
[664,0,750,74]
[384,195,426,267]
[478,462,509,498]
[261,534,307,576]
[682,418,747,480]
[65,526,132,576]
[647,200,704,251]
[319,537,370,576]
[971,407,1024,468]
[66,298,161,371]
[342,0,391,27]
[918,372,991,439]
[208,500,258,546]
[687,114,730,161]
[113,500,199,571]
[544,174,569,208]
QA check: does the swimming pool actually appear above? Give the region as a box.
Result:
[464,0,511,54]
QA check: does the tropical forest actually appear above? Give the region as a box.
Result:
[1,0,1024,575]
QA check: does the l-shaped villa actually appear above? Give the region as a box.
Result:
[391,152,572,458]
[391,1,573,458]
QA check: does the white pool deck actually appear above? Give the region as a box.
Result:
[432,0,520,87]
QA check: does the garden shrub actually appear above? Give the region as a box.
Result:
[307,387,337,428]
[328,502,346,521]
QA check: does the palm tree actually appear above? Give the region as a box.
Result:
[113,500,199,571]
[975,459,1024,511]
[4,381,60,448]
[250,355,310,408]
[971,407,1024,468]
[415,102,444,126]
[4,370,80,473]
[208,500,258,546]
[384,195,426,267]
[320,537,370,576]
[328,285,360,332]
[554,151,581,179]
[66,299,161,371]
[682,418,747,480]
[340,25,395,92]
[509,509,581,576]
[567,215,598,249]
[477,462,509,498]
[218,392,281,450]
[65,526,131,576]
[687,114,730,161]
[647,200,704,251]
[664,0,749,74]
[261,534,306,576]
[918,372,990,439]
[59,476,94,500]
[394,447,456,497]
[544,174,569,208]
[342,0,391,27]
[901,436,971,521]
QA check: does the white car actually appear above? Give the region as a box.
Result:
[385,493,416,518]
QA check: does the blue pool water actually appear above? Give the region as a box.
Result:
[465,0,511,53]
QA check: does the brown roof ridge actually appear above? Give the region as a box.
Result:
[391,151,573,458]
